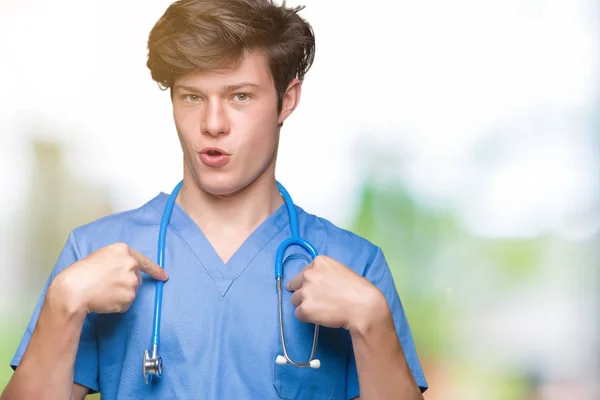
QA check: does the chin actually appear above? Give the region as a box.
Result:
[195,175,247,198]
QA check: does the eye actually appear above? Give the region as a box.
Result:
[183,94,201,102]
[233,93,251,102]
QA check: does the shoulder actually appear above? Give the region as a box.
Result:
[70,193,165,258]
[297,206,383,276]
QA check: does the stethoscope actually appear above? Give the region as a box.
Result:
[142,180,321,384]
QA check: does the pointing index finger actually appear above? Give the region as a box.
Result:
[128,248,168,281]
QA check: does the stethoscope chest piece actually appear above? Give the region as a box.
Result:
[143,345,163,384]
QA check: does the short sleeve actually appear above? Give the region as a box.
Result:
[10,231,100,393]
[346,247,428,399]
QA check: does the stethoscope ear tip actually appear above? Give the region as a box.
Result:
[275,355,287,365]
[275,355,321,369]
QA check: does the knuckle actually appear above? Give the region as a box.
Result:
[294,305,308,322]
[128,274,139,288]
[312,255,324,265]
[303,268,315,281]
[123,255,138,270]
[125,290,137,304]
[302,269,310,279]
[110,242,129,253]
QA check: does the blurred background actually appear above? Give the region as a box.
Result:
[0,0,598,399]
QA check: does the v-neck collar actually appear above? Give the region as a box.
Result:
[148,192,294,296]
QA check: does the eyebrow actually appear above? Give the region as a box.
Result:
[221,82,260,92]
[174,82,260,93]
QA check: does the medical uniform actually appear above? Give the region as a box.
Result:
[11,191,428,399]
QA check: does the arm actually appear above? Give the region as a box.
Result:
[2,240,168,400]
[347,292,423,400]
[1,279,89,400]
[72,385,91,400]
[287,251,427,400]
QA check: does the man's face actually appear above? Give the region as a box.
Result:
[172,50,300,197]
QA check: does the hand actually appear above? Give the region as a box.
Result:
[51,242,168,315]
[286,255,387,332]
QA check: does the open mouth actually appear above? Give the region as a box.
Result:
[202,147,229,156]
[199,148,231,167]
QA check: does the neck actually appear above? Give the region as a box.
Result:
[176,170,284,237]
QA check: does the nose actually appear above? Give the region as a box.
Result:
[201,99,230,137]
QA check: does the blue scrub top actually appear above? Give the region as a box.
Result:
[11,191,428,399]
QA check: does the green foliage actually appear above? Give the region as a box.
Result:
[349,179,462,360]
[475,238,545,281]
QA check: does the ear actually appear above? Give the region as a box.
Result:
[277,78,302,125]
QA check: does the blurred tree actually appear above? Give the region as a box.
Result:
[19,138,115,295]
[349,175,459,362]
[347,142,584,399]
[2,136,114,397]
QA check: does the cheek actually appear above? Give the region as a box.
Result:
[173,102,199,125]
[240,112,278,154]
[173,109,198,145]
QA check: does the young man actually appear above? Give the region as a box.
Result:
[2,1,427,399]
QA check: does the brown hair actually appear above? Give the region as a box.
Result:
[146,0,315,112]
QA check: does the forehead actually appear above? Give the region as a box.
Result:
[175,50,273,89]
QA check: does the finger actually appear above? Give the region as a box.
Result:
[113,303,125,314]
[286,262,314,291]
[120,301,133,313]
[290,288,304,308]
[287,271,304,292]
[128,248,168,281]
[294,304,309,323]
[135,268,143,289]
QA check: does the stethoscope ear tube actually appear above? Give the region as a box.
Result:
[275,275,321,369]
[274,181,321,369]
[143,180,183,384]
[142,180,322,385]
